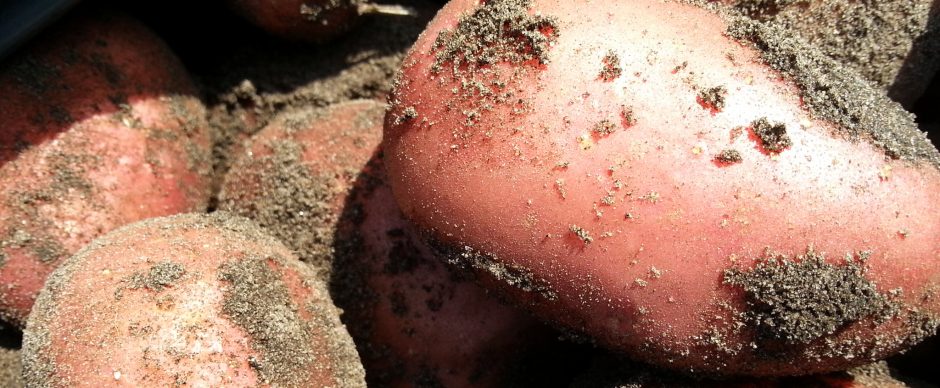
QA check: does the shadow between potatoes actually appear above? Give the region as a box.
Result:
[329,152,595,387]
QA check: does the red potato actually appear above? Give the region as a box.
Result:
[0,10,212,327]
[711,0,940,108]
[385,0,940,377]
[220,100,561,387]
[21,212,365,387]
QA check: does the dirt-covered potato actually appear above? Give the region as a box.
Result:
[384,0,940,376]
[0,9,212,327]
[220,99,558,387]
[22,212,365,387]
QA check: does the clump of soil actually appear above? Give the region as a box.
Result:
[598,50,623,81]
[698,86,726,111]
[750,117,791,153]
[714,149,743,164]
[723,250,896,344]
[592,119,617,137]
[430,0,559,74]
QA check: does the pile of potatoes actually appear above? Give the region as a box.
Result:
[1,0,938,387]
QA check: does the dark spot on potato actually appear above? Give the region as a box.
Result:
[723,249,896,344]
[751,117,791,153]
[598,50,623,81]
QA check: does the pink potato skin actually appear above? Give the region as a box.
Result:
[0,10,212,326]
[384,0,940,376]
[228,0,361,43]
[21,213,365,387]
[221,100,558,387]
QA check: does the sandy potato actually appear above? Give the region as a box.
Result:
[0,9,212,326]
[22,212,365,387]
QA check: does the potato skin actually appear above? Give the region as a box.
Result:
[384,0,940,376]
[228,0,362,43]
[220,100,556,387]
[21,212,365,387]
[0,10,212,327]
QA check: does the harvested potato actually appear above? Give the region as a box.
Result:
[221,99,558,386]
[0,9,212,326]
[22,212,365,387]
[384,0,940,376]
[713,0,940,108]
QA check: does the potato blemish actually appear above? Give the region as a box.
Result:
[723,249,896,344]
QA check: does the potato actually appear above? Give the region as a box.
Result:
[21,212,365,387]
[0,9,212,326]
[220,99,559,386]
[713,0,940,108]
[384,0,940,376]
